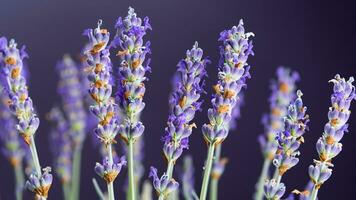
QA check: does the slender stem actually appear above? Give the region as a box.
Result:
[209,144,221,200]
[254,159,271,200]
[199,143,215,200]
[166,160,175,179]
[272,168,279,181]
[275,174,281,184]
[128,139,136,200]
[71,147,82,200]
[92,178,106,200]
[29,136,42,176]
[107,144,115,200]
[309,186,318,200]
[63,182,71,200]
[14,162,24,200]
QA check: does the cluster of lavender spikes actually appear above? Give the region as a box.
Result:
[0,37,53,199]
[263,90,309,200]
[1,7,356,200]
[254,67,299,200]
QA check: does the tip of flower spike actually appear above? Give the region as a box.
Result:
[239,19,244,26]
[297,90,303,98]
[193,41,199,48]
[9,39,17,48]
[128,6,136,16]
[97,19,103,28]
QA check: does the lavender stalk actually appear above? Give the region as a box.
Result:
[83,20,126,200]
[112,7,151,200]
[255,67,299,200]
[308,75,355,200]
[263,90,309,200]
[0,37,53,199]
[200,19,254,200]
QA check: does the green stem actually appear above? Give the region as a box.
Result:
[63,182,71,200]
[254,159,271,200]
[128,140,136,200]
[166,160,175,179]
[209,144,221,200]
[14,163,24,200]
[309,186,318,200]
[272,168,279,181]
[199,143,215,200]
[92,178,106,200]
[107,144,115,200]
[71,148,82,200]
[29,136,42,176]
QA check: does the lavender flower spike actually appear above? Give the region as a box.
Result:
[255,67,299,200]
[149,167,179,200]
[112,7,151,200]
[95,156,127,183]
[308,75,355,200]
[83,20,125,200]
[0,37,52,199]
[200,19,254,200]
[162,42,208,178]
[263,90,309,200]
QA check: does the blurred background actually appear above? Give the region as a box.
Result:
[0,0,355,199]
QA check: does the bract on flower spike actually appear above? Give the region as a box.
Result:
[112,7,151,200]
[83,19,125,200]
[254,67,299,200]
[263,90,309,200]
[307,75,355,200]
[199,19,254,200]
[0,37,52,199]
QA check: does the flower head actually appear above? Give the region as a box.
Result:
[113,7,151,143]
[25,167,53,198]
[203,19,254,145]
[149,167,179,199]
[0,37,39,145]
[263,179,286,200]
[273,90,309,175]
[308,74,355,188]
[162,42,209,162]
[95,156,126,183]
[259,67,299,160]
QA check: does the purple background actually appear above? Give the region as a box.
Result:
[0,0,355,199]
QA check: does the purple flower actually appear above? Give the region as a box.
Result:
[263,179,286,200]
[48,107,72,183]
[95,156,127,183]
[0,37,39,145]
[162,42,209,162]
[273,90,309,175]
[112,7,151,143]
[202,19,254,145]
[308,74,355,189]
[56,55,87,146]
[149,167,179,199]
[25,167,53,198]
[259,67,300,160]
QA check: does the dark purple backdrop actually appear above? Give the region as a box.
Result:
[0,0,355,199]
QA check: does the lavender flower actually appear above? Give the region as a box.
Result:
[263,179,286,200]
[56,55,87,146]
[112,8,151,200]
[255,67,299,200]
[163,42,208,166]
[262,90,309,200]
[113,7,151,143]
[25,167,53,199]
[149,167,179,200]
[200,19,254,200]
[308,75,355,200]
[95,156,127,183]
[48,107,72,184]
[202,19,254,145]
[83,20,125,200]
[0,37,52,198]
